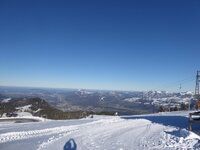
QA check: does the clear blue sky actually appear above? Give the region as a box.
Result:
[0,0,200,91]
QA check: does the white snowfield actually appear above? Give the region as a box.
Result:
[0,111,200,150]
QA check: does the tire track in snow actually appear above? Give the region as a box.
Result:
[37,129,78,150]
[36,117,125,150]
[41,118,155,150]
[43,118,181,150]
[0,118,102,144]
[0,125,78,143]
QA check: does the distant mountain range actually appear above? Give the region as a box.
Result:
[0,86,196,115]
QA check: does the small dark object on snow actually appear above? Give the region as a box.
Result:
[6,112,18,117]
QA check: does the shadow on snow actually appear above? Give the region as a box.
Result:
[63,139,77,150]
[121,115,200,130]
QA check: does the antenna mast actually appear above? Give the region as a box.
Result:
[195,71,200,110]
[195,71,200,100]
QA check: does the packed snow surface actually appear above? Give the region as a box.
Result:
[0,111,200,150]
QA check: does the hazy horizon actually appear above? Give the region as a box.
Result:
[0,84,196,93]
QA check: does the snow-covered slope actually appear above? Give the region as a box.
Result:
[0,111,200,150]
[1,98,11,103]
[124,90,194,109]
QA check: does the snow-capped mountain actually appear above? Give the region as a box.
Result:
[124,90,194,109]
[0,87,196,115]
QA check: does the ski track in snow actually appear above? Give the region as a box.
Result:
[0,113,200,150]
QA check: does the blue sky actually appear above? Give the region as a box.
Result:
[0,0,200,91]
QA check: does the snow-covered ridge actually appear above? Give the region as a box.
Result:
[124,90,194,108]
[1,98,11,103]
[16,104,32,112]
[76,89,94,95]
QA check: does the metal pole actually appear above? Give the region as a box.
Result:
[188,99,190,111]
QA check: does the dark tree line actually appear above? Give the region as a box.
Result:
[158,103,187,112]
